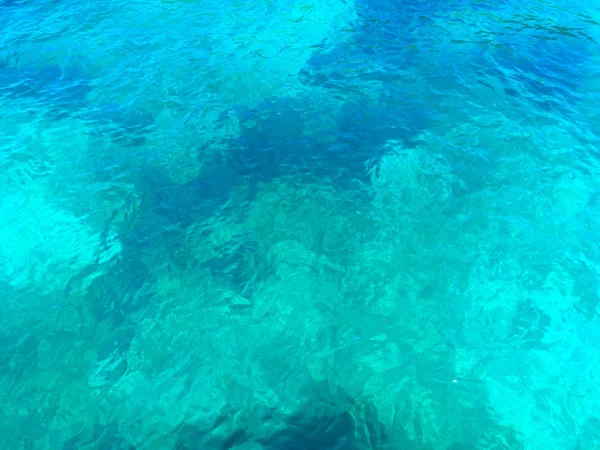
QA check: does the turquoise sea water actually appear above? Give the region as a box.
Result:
[1,0,600,448]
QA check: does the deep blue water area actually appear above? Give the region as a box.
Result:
[83,104,156,147]
[0,63,91,117]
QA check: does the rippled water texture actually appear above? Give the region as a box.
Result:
[1,0,600,448]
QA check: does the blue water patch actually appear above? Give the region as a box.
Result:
[262,411,359,450]
[234,94,431,190]
[136,162,246,229]
[0,332,38,381]
[83,103,155,147]
[173,387,399,450]
[0,63,91,116]
[352,0,591,115]
[3,0,600,447]
[89,326,135,383]
[340,93,432,146]
[488,40,587,110]
[202,238,270,298]
[510,298,552,349]
[0,0,26,6]
[63,422,135,450]
[234,97,311,181]
[0,0,60,6]
[84,255,152,326]
[572,259,599,320]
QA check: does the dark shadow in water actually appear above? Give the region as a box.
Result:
[1,0,59,6]
[90,89,432,299]
[486,40,587,111]
[133,162,247,232]
[86,326,136,390]
[83,103,156,147]
[173,383,422,450]
[232,95,431,190]
[261,411,360,450]
[0,0,26,6]
[0,64,91,117]
[316,0,590,117]
[63,422,135,450]
[510,298,551,349]
[201,239,269,298]
[84,251,152,326]
[231,97,318,182]
[0,331,38,384]
[175,422,247,450]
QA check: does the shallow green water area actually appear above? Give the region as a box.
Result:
[1,0,600,448]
